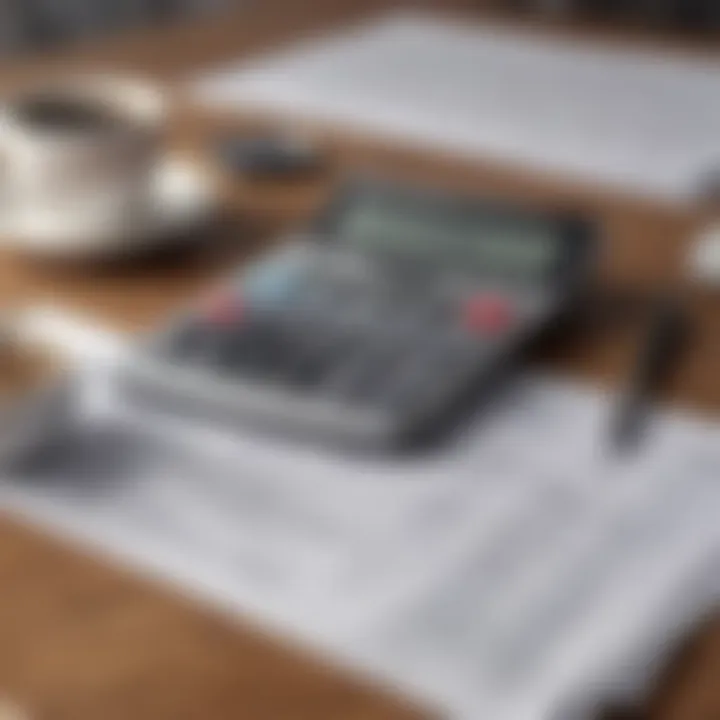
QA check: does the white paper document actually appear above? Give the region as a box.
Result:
[191,12,720,201]
[1,364,719,719]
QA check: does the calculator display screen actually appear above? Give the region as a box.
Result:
[338,197,561,280]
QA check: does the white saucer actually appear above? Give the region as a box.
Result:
[689,224,720,286]
[0,155,220,260]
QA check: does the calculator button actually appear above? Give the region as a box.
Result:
[169,324,233,368]
[218,333,260,374]
[275,330,327,387]
[378,335,484,410]
[203,292,245,326]
[318,336,376,394]
[244,255,309,309]
[211,321,276,377]
[284,337,348,389]
[165,323,207,362]
[292,281,336,316]
[342,344,407,401]
[285,357,329,388]
[462,294,514,334]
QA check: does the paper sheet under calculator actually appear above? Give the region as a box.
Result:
[0,348,719,719]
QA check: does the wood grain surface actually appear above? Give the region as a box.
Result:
[0,3,718,719]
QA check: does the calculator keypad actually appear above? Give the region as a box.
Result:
[158,245,535,430]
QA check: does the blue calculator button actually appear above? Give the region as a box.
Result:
[244,258,307,308]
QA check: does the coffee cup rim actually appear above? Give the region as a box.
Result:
[1,74,167,138]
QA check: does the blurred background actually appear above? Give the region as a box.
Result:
[0,0,719,60]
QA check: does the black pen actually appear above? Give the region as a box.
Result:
[610,292,689,453]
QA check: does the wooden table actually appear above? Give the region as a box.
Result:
[0,3,718,719]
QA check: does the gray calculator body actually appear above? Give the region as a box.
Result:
[119,179,596,451]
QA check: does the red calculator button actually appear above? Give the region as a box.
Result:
[462,294,514,334]
[203,291,245,326]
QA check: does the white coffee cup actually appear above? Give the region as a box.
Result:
[0,74,168,252]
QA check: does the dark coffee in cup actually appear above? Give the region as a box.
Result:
[14,95,126,135]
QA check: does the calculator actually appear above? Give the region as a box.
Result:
[119,179,596,451]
